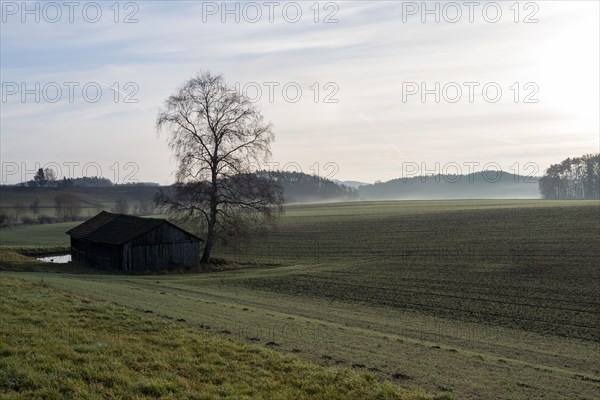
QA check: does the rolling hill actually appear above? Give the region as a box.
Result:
[358,171,540,200]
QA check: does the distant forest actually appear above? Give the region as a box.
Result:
[539,153,600,199]
[2,154,598,227]
[262,170,358,203]
[13,168,159,188]
[358,171,539,200]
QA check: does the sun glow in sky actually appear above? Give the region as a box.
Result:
[1,1,598,184]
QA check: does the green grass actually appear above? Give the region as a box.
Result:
[0,186,158,221]
[0,186,158,208]
[1,199,599,399]
[0,276,431,400]
[0,221,76,248]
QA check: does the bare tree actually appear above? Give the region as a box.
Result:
[0,212,9,227]
[44,167,57,186]
[138,199,154,216]
[13,202,25,223]
[54,195,64,220]
[29,198,40,220]
[114,196,129,214]
[156,71,282,263]
[54,191,81,221]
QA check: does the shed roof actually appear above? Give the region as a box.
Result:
[66,211,201,245]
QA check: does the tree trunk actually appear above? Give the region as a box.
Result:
[201,205,217,264]
[201,165,219,264]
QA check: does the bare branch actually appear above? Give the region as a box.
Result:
[155,71,282,263]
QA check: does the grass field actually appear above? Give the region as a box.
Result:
[0,221,76,249]
[0,186,158,222]
[1,199,599,399]
[0,276,428,399]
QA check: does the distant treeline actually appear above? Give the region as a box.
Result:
[11,168,159,188]
[539,153,600,200]
[261,170,358,203]
[4,154,598,228]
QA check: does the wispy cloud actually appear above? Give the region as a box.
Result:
[1,1,598,184]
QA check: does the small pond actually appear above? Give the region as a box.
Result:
[37,254,71,263]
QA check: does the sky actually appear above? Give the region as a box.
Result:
[1,1,599,185]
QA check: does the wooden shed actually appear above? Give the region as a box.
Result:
[66,211,201,273]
